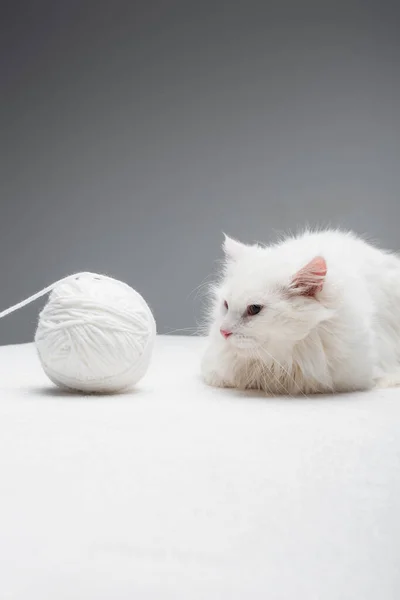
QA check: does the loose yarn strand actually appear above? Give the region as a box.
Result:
[0,273,110,320]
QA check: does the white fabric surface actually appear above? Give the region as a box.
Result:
[0,336,399,600]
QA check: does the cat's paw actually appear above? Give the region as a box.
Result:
[200,365,233,389]
[200,342,235,389]
[375,373,400,389]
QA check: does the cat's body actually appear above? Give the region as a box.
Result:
[201,230,400,395]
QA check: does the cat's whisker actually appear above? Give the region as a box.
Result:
[164,326,201,336]
[256,346,310,399]
[252,348,294,397]
[186,276,215,302]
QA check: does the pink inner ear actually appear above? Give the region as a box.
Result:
[291,256,327,297]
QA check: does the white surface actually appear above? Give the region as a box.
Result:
[0,336,399,600]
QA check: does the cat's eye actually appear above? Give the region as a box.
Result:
[223,300,228,310]
[246,304,263,316]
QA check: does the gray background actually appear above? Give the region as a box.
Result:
[1,0,400,344]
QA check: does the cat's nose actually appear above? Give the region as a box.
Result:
[220,328,232,339]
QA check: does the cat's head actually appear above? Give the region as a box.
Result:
[210,235,334,351]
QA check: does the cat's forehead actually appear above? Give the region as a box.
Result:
[222,256,289,304]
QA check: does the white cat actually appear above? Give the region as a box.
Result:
[201,229,400,395]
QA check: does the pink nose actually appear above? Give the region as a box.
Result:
[220,328,232,339]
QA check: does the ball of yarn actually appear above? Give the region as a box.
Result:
[34,273,156,393]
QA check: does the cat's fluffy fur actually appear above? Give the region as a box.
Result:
[201,229,400,395]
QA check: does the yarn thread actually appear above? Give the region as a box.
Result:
[0,273,156,393]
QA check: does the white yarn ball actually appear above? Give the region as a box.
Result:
[34,273,156,393]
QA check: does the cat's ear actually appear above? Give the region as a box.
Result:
[290,256,327,297]
[222,234,249,261]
